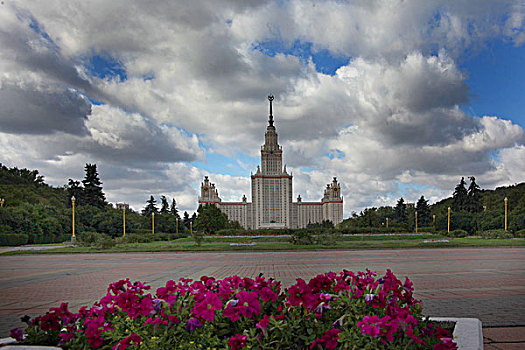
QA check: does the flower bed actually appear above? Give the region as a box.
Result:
[10,270,456,349]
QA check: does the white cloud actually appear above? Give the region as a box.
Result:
[1,0,524,217]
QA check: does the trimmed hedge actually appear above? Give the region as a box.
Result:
[0,233,29,246]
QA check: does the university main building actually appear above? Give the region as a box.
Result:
[198,96,343,229]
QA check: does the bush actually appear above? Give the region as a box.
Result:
[76,232,102,246]
[515,229,525,238]
[96,235,116,249]
[480,229,513,239]
[289,229,315,245]
[447,229,469,238]
[0,233,28,246]
[417,226,436,233]
[117,233,155,244]
[317,230,341,245]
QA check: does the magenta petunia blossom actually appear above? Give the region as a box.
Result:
[228,334,247,350]
[192,291,223,322]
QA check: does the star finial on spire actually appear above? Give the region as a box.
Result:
[268,95,274,127]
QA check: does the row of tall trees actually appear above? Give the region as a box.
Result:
[452,177,482,213]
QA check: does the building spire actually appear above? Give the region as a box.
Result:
[268,95,274,127]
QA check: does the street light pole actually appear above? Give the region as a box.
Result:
[386,217,389,229]
[71,196,76,244]
[415,211,418,233]
[176,218,179,235]
[433,214,436,226]
[152,212,155,235]
[504,197,508,232]
[447,207,451,234]
[123,208,126,237]
[190,221,193,236]
[0,198,4,208]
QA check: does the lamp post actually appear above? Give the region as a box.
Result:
[190,221,193,236]
[504,197,508,232]
[176,218,179,235]
[71,196,76,244]
[386,217,389,229]
[123,208,126,237]
[415,211,418,233]
[152,212,155,235]
[0,198,4,208]
[483,205,487,212]
[433,214,436,226]
[447,207,451,234]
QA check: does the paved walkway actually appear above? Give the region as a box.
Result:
[1,247,524,348]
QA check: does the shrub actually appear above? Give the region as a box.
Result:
[447,229,469,238]
[117,233,155,244]
[0,233,28,246]
[96,235,116,249]
[317,230,341,245]
[289,229,315,245]
[515,229,525,238]
[480,229,513,239]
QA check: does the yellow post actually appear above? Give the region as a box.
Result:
[504,197,508,232]
[433,214,436,226]
[415,211,418,233]
[483,205,487,212]
[152,212,155,235]
[386,217,389,229]
[123,208,126,237]
[71,196,76,244]
[190,221,193,236]
[0,198,4,207]
[176,218,179,235]
[447,207,451,233]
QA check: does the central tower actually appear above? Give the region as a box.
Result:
[261,95,283,175]
[251,96,293,229]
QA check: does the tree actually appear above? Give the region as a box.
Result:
[170,198,180,218]
[416,196,431,227]
[452,177,468,212]
[82,164,106,209]
[183,211,191,229]
[393,198,408,224]
[67,179,83,207]
[194,204,228,234]
[466,176,483,213]
[160,195,169,214]
[142,196,159,216]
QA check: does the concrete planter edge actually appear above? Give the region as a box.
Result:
[430,317,483,350]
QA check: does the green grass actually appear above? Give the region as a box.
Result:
[2,235,523,255]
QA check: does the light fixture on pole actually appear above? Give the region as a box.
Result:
[176,217,179,235]
[447,207,451,234]
[415,211,418,233]
[71,196,76,244]
[190,221,193,236]
[433,214,436,226]
[0,198,4,208]
[504,197,508,232]
[386,217,389,229]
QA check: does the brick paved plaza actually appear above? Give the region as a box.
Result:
[1,247,524,348]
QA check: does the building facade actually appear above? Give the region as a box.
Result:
[198,96,343,229]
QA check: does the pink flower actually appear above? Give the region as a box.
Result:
[10,328,23,342]
[192,291,223,322]
[258,287,278,302]
[112,332,142,350]
[228,334,247,350]
[310,328,341,350]
[357,316,381,337]
[256,314,271,330]
[287,279,316,308]
[224,291,261,322]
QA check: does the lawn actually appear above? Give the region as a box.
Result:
[2,234,523,255]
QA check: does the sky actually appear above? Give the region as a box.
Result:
[0,0,524,217]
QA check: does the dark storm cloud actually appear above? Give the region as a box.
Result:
[0,81,91,135]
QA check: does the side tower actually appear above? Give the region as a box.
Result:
[251,96,293,229]
[322,177,344,225]
[198,176,221,205]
